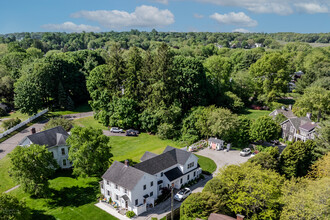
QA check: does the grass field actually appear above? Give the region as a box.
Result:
[8,170,117,220]
[0,111,30,121]
[73,116,108,130]
[241,109,272,120]
[49,103,92,116]
[196,155,217,174]
[0,156,16,193]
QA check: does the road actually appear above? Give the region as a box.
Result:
[0,112,94,160]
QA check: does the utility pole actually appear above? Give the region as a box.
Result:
[171,183,174,220]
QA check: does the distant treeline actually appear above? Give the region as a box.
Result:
[0,31,329,53]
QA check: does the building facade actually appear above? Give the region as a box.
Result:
[100,146,202,215]
[19,126,71,168]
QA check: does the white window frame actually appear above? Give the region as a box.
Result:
[282,124,287,130]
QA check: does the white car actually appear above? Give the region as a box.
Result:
[240,148,251,157]
[174,188,191,201]
[110,127,124,133]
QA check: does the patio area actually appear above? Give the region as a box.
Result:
[95,200,131,220]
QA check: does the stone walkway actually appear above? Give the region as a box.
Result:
[4,184,20,193]
[95,201,131,220]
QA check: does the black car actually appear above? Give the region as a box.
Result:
[126,129,138,136]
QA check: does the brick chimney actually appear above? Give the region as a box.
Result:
[237,214,244,220]
[124,159,129,167]
[31,127,36,134]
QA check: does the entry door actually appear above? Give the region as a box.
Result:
[125,200,128,208]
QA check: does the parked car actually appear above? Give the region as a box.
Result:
[110,127,124,133]
[174,188,191,201]
[126,129,138,136]
[270,140,280,145]
[127,129,139,134]
[240,148,251,157]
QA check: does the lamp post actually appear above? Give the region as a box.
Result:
[171,183,174,220]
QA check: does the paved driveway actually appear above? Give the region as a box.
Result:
[196,148,250,175]
[0,122,46,159]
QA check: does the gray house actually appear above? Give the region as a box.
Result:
[269,105,295,119]
[19,126,71,169]
[280,116,318,142]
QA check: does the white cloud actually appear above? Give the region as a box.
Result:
[41,22,100,32]
[149,0,168,4]
[71,5,174,28]
[194,13,204,18]
[294,3,328,14]
[210,12,258,27]
[196,0,330,15]
[232,28,250,33]
[197,0,293,15]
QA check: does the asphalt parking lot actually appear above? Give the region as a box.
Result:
[196,148,250,175]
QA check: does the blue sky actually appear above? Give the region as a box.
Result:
[0,0,329,34]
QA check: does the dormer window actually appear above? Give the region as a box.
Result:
[187,162,194,169]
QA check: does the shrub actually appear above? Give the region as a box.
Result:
[157,123,177,139]
[44,117,73,131]
[126,211,136,218]
[0,108,7,117]
[151,218,158,220]
[2,117,21,130]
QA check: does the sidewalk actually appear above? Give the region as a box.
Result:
[95,201,131,220]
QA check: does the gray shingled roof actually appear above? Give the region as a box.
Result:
[140,151,158,162]
[272,109,296,119]
[134,146,192,175]
[102,161,146,190]
[289,117,311,130]
[163,146,191,165]
[25,126,68,147]
[208,138,224,144]
[300,122,317,132]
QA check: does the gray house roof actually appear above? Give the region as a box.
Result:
[140,151,158,162]
[270,108,296,119]
[288,117,311,130]
[134,146,192,175]
[23,126,69,147]
[300,122,317,132]
[163,146,192,165]
[102,161,146,190]
[164,167,184,182]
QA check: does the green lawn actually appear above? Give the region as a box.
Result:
[8,170,117,220]
[73,116,108,130]
[50,103,92,116]
[196,155,217,174]
[0,111,30,121]
[0,156,16,193]
[241,109,272,120]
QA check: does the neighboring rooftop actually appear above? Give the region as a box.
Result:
[23,126,68,147]
[208,137,224,144]
[208,213,236,220]
[102,161,146,190]
[134,146,192,175]
[140,151,158,162]
[286,117,311,130]
[300,122,317,132]
[272,108,296,119]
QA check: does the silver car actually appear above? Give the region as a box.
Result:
[174,188,191,201]
[110,127,124,133]
[240,148,251,157]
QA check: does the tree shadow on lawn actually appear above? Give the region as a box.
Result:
[31,209,56,220]
[48,183,99,208]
